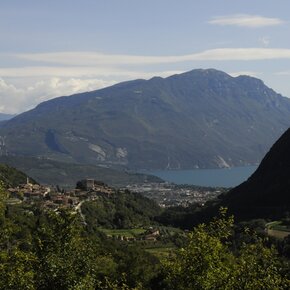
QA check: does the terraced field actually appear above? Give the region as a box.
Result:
[266,221,290,239]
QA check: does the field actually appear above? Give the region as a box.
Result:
[266,221,290,239]
[145,245,175,260]
[98,226,183,261]
[98,228,146,238]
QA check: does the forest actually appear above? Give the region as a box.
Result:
[1,180,290,290]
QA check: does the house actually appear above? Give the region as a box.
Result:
[144,228,160,241]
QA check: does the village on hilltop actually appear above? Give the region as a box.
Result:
[6,178,114,210]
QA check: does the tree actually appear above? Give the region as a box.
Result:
[32,209,106,289]
[0,181,36,290]
[0,181,8,221]
[0,248,36,290]
[163,208,290,290]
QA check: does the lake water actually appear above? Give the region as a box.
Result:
[147,166,258,188]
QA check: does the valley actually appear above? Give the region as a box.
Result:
[3,1,290,288]
[2,98,290,288]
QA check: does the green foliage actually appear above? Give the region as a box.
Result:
[0,249,36,290]
[82,190,161,229]
[113,244,160,288]
[0,181,8,220]
[98,228,146,238]
[31,209,132,290]
[0,181,36,290]
[0,164,36,188]
[233,239,288,289]
[0,196,160,289]
[163,208,290,290]
[1,180,290,290]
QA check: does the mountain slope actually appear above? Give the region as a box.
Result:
[1,69,290,169]
[0,163,36,187]
[0,156,162,188]
[222,127,290,219]
[0,113,14,121]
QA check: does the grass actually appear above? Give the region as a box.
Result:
[266,221,290,239]
[266,221,282,229]
[145,245,175,261]
[98,226,183,261]
[266,221,290,232]
[98,228,146,238]
[271,225,290,232]
[267,229,290,239]
[99,226,184,238]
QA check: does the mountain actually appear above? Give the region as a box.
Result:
[222,127,290,220]
[0,156,162,189]
[1,69,290,169]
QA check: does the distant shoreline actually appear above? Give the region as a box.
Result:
[141,165,258,188]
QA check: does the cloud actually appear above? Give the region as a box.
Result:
[0,66,183,114]
[2,47,290,114]
[8,48,290,71]
[274,71,290,76]
[15,52,184,66]
[229,71,261,78]
[0,66,183,80]
[0,77,115,114]
[208,14,285,28]
[187,48,290,61]
[0,66,127,78]
[0,79,28,114]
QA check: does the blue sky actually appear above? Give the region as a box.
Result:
[1,0,290,113]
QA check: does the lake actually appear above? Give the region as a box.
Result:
[147,166,258,188]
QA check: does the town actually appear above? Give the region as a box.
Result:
[6,178,114,210]
[124,182,227,207]
[5,177,226,210]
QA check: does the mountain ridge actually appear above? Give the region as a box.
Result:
[1,68,290,170]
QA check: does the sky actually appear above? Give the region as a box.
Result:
[1,0,290,114]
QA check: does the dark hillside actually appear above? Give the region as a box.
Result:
[222,127,290,219]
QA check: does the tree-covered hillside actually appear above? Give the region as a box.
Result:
[82,189,162,229]
[1,185,289,290]
[0,163,36,187]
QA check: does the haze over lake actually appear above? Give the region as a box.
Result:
[148,166,258,187]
